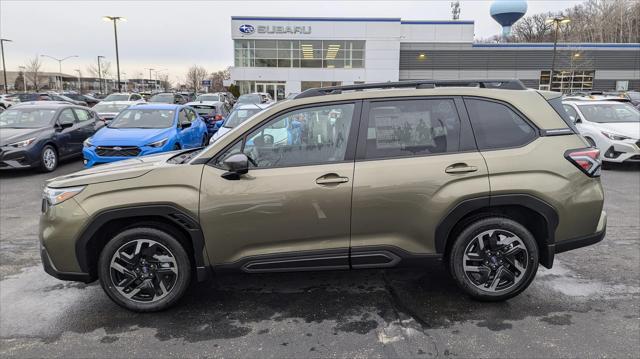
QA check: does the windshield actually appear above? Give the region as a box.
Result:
[108,109,175,129]
[578,103,640,123]
[195,95,219,102]
[191,105,216,116]
[224,108,262,128]
[149,94,174,103]
[103,94,130,101]
[237,94,261,104]
[0,108,56,128]
[93,102,131,113]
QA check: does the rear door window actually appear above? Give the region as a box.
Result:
[363,99,462,159]
[464,98,536,150]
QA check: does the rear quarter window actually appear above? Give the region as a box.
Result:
[464,98,537,150]
[548,97,579,133]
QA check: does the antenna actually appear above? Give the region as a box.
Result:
[451,1,461,20]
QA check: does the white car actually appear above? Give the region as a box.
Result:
[91,101,142,124]
[209,103,270,144]
[563,100,640,163]
[0,94,19,109]
[101,92,146,102]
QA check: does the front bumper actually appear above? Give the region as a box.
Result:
[0,146,39,170]
[82,143,174,167]
[601,139,640,163]
[40,245,93,282]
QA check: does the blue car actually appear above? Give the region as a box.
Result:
[82,104,208,167]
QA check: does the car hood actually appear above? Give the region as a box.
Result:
[596,122,640,139]
[212,126,230,142]
[0,127,47,146]
[46,151,181,187]
[91,127,174,146]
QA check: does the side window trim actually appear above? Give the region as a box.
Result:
[208,100,363,169]
[355,96,476,162]
[462,96,539,152]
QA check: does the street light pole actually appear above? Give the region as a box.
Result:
[0,38,12,94]
[546,16,571,92]
[103,16,126,92]
[40,54,78,91]
[145,68,155,92]
[97,55,105,94]
[74,69,82,93]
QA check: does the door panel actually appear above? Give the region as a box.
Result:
[200,162,354,266]
[350,97,489,255]
[56,108,80,156]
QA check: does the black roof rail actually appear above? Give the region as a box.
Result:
[294,79,527,99]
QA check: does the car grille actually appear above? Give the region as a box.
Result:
[95,146,141,157]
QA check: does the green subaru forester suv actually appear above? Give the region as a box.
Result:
[40,80,606,312]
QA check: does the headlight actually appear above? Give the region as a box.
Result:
[43,186,85,206]
[83,138,93,147]
[146,138,168,148]
[7,137,36,148]
[601,131,631,141]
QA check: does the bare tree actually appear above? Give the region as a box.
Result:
[86,60,112,79]
[510,0,640,43]
[25,55,46,91]
[209,67,231,92]
[185,65,208,91]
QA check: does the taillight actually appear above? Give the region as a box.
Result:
[565,148,601,177]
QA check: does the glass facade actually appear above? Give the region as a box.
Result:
[235,40,365,68]
[539,70,595,93]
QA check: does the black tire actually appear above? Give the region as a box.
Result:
[98,227,191,312]
[201,135,208,147]
[449,217,538,301]
[39,145,58,172]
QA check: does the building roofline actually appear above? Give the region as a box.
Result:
[472,43,640,49]
[231,16,401,22]
[401,20,474,25]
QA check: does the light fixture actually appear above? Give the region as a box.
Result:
[418,53,427,59]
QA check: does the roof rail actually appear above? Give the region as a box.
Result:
[294,79,527,99]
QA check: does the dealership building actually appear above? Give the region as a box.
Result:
[229,16,640,100]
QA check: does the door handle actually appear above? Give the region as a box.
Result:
[445,163,478,174]
[316,174,350,185]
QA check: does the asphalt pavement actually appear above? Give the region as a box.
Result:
[0,159,638,358]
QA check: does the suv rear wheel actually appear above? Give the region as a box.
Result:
[98,227,191,312]
[449,217,538,301]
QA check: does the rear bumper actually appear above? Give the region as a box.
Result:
[555,209,607,254]
[554,228,606,254]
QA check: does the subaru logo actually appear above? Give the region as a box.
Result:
[239,24,255,34]
[113,146,122,151]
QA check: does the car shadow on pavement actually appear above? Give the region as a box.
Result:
[41,261,596,344]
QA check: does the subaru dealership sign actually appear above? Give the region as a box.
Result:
[239,24,311,35]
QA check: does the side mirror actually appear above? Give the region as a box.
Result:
[180,122,192,129]
[221,153,249,180]
[56,122,74,131]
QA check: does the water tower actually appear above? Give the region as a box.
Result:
[490,0,528,37]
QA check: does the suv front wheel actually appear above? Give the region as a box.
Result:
[449,217,539,301]
[98,227,191,312]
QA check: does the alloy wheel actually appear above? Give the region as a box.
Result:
[462,229,529,293]
[109,239,179,303]
[42,148,57,170]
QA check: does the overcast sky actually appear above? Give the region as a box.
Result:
[1,0,584,83]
